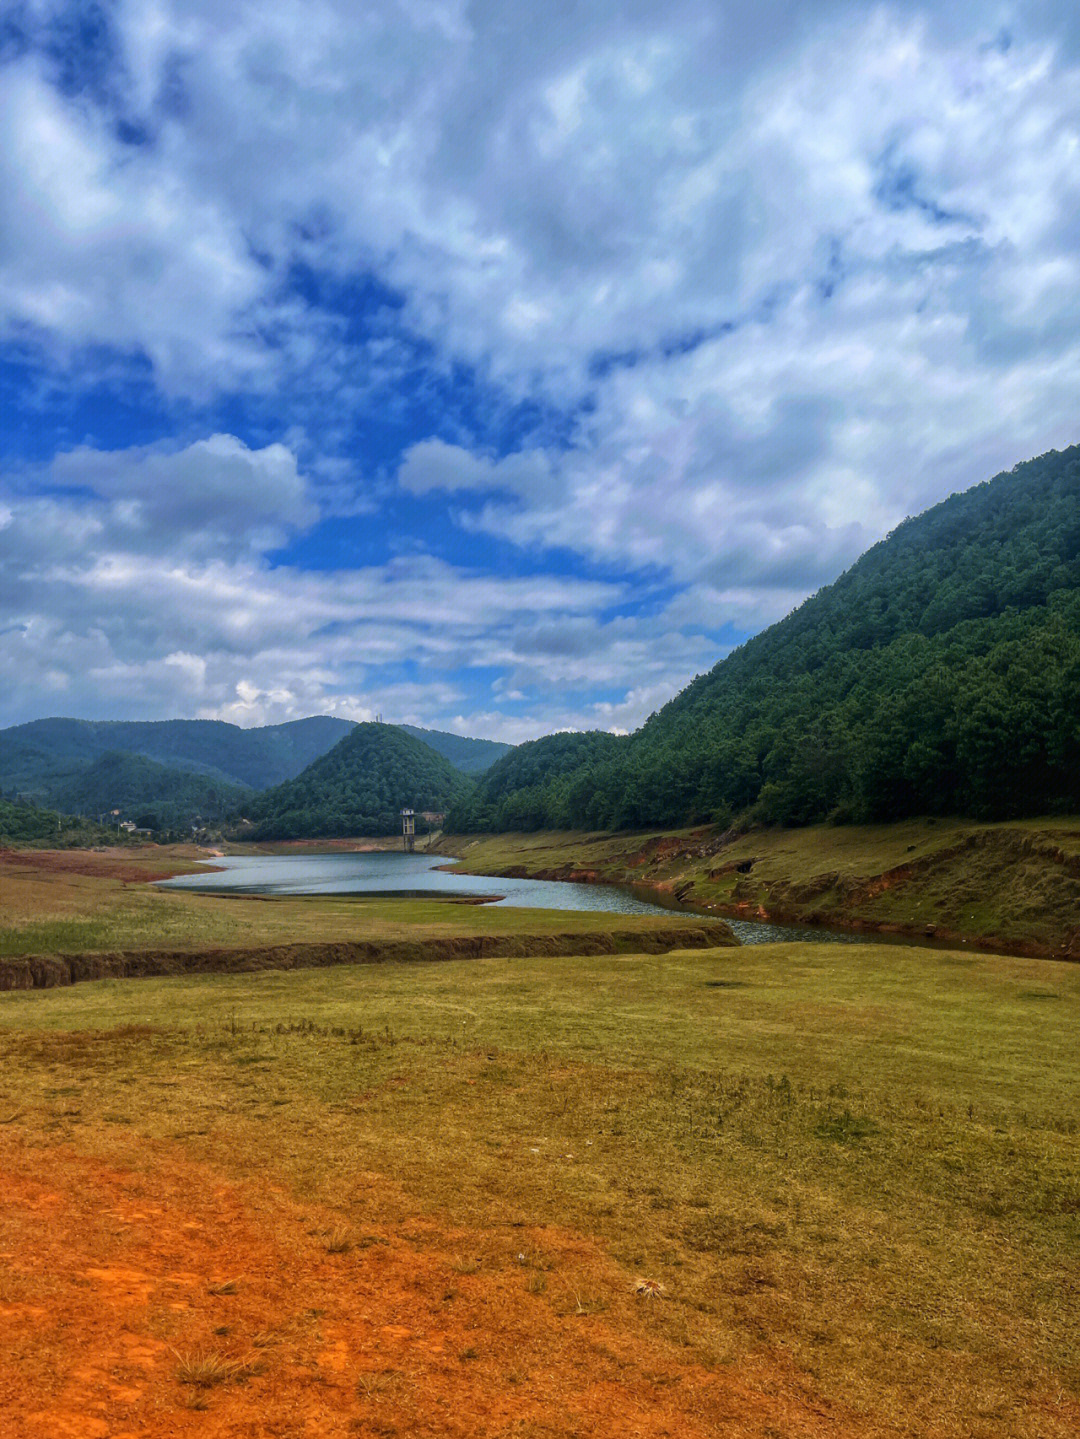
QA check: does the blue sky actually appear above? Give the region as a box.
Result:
[2,0,1079,740]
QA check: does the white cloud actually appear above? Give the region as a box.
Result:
[6,3,1078,395]
[396,439,553,499]
[0,64,274,395]
[4,437,704,733]
[4,3,1080,733]
[35,434,317,557]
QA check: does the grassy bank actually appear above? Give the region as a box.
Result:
[437,816,1080,958]
[0,845,723,964]
[2,938,1078,1436]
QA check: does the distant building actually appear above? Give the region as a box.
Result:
[420,811,445,825]
[401,808,416,853]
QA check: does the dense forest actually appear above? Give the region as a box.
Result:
[56,751,250,832]
[245,723,474,839]
[449,445,1080,833]
[0,796,132,848]
[0,717,505,829]
[400,725,510,774]
[447,730,627,832]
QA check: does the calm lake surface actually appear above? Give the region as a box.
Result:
[157,851,889,947]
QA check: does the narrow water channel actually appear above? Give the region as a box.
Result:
[158,851,909,947]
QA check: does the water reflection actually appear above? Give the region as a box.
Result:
[158,851,669,916]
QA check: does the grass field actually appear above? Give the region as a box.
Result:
[3,934,1078,1437]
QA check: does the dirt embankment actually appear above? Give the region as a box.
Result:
[0,923,731,992]
[714,827,1080,960]
[442,824,1080,961]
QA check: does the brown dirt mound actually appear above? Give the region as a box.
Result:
[0,847,187,885]
[0,1135,850,1438]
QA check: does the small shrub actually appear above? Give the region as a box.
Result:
[174,1350,243,1388]
[812,1108,880,1145]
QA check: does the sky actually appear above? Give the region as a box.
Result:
[2,1,1079,741]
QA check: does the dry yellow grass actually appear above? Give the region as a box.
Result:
[2,937,1079,1437]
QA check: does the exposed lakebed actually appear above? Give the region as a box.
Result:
[158,851,887,946]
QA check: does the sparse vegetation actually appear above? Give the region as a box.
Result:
[2,937,1079,1435]
[174,1348,249,1387]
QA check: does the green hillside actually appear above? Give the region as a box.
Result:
[0,797,131,849]
[398,725,510,774]
[245,723,473,839]
[58,751,249,831]
[448,730,625,832]
[451,445,1080,833]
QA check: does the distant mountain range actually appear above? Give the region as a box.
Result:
[0,715,509,832]
[9,443,1078,842]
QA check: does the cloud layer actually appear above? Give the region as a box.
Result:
[2,2,1079,737]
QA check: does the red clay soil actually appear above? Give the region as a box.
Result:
[0,848,193,885]
[0,1136,854,1439]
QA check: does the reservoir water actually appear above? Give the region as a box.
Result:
[157,851,891,946]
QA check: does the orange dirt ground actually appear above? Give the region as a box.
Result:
[0,1135,853,1439]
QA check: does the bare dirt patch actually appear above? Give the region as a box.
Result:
[0,1134,849,1438]
[0,846,196,885]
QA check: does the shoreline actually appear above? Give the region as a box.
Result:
[435,819,1080,964]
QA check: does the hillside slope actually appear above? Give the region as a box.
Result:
[0,797,133,849]
[399,725,510,774]
[454,445,1080,832]
[246,723,473,839]
[58,751,249,830]
[449,730,626,831]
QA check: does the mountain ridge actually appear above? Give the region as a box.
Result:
[0,716,508,824]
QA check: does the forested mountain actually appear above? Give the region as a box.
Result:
[245,723,473,839]
[58,751,249,831]
[0,717,505,828]
[449,445,1080,832]
[399,725,510,774]
[0,715,355,794]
